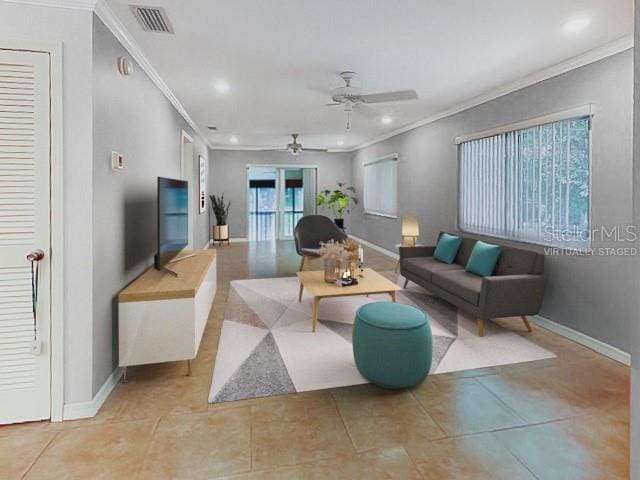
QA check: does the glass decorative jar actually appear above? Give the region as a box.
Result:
[324,258,341,283]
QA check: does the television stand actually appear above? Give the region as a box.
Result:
[159,253,198,277]
[169,252,197,264]
[118,249,217,379]
[161,266,178,277]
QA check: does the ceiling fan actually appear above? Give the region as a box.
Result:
[326,71,418,129]
[263,133,328,156]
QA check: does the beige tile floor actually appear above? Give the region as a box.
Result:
[0,241,630,479]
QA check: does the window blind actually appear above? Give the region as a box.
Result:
[364,155,398,217]
[458,116,591,248]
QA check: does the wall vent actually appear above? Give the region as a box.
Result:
[130,5,174,33]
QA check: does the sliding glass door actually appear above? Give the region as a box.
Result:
[280,169,304,239]
[248,168,277,241]
[248,167,312,241]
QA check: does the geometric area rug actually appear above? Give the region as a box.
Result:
[208,274,555,403]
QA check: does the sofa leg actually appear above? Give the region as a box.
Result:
[403,278,409,288]
[477,319,485,337]
[521,315,533,332]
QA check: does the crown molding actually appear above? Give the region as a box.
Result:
[4,0,214,148]
[93,0,213,148]
[7,0,630,155]
[211,145,282,152]
[351,34,633,152]
[0,0,97,9]
[209,35,632,155]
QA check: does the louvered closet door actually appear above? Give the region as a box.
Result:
[0,49,51,424]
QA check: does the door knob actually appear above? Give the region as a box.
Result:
[26,249,45,262]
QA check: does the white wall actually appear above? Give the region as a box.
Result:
[0,2,95,404]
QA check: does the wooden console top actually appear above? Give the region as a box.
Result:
[119,249,216,303]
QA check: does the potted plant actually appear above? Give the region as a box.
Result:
[316,182,358,230]
[210,193,231,244]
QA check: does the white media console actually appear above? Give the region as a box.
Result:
[118,250,217,380]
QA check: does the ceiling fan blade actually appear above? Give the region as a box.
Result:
[302,148,329,152]
[360,89,418,104]
[353,102,379,118]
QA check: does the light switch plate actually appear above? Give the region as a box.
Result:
[111,151,124,170]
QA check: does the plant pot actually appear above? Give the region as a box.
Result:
[213,224,229,242]
[334,218,345,230]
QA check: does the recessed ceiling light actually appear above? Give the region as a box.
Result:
[381,116,393,125]
[229,135,239,144]
[337,139,345,146]
[214,80,230,94]
[563,17,590,33]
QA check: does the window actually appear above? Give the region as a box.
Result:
[458,114,591,248]
[283,179,304,237]
[364,154,398,217]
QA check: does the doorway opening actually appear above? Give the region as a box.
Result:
[180,131,195,249]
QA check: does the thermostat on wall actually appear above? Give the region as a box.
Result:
[111,151,124,170]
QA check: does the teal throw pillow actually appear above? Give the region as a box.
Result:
[466,241,502,276]
[433,234,462,264]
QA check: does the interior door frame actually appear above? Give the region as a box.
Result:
[0,39,65,421]
[180,130,195,249]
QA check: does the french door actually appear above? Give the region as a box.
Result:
[0,49,51,423]
[247,167,305,241]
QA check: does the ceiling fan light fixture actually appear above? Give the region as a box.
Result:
[337,139,345,146]
[381,115,393,125]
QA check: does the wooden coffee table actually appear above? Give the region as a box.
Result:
[297,268,401,332]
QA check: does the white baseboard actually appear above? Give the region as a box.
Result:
[62,367,123,420]
[229,237,248,243]
[531,315,630,366]
[348,235,399,260]
[202,239,213,249]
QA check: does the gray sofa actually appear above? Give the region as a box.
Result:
[400,232,546,336]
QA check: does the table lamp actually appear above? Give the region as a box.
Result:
[401,216,419,247]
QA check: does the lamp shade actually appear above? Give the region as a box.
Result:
[401,216,419,237]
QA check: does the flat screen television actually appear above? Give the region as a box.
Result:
[155,177,189,270]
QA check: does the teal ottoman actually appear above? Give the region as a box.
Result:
[353,302,432,389]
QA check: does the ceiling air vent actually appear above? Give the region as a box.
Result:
[130,5,174,33]
[207,126,218,131]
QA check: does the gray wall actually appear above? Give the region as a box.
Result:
[209,150,352,238]
[92,16,210,395]
[351,50,634,352]
[0,2,95,403]
[631,1,639,475]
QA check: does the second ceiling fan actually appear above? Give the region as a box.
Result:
[261,133,328,156]
[326,71,419,129]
